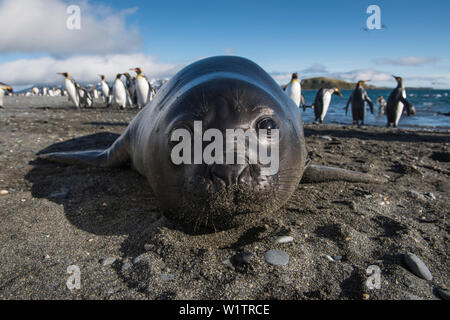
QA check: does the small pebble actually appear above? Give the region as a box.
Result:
[424,192,436,200]
[101,257,116,266]
[275,236,293,244]
[132,257,141,264]
[121,261,131,271]
[407,293,422,300]
[106,288,115,297]
[320,135,332,141]
[403,252,433,281]
[404,280,414,288]
[362,293,370,300]
[160,274,174,281]
[332,255,343,261]
[222,259,233,267]
[264,250,289,266]
[0,190,9,195]
[144,243,155,251]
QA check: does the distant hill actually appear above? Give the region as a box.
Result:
[300,77,377,90]
[299,77,435,91]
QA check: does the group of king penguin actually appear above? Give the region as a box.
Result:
[283,73,416,128]
[2,67,415,128]
[57,68,155,110]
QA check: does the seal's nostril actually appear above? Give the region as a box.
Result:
[210,164,247,186]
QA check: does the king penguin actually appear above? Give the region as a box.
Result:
[283,73,306,109]
[345,80,374,126]
[386,76,415,128]
[0,82,13,108]
[99,75,112,108]
[57,72,80,108]
[113,74,128,109]
[123,72,137,108]
[130,67,152,108]
[377,96,387,116]
[312,88,343,123]
[91,85,99,99]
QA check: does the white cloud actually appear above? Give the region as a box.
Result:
[0,54,181,86]
[0,0,141,55]
[300,63,328,74]
[329,69,393,83]
[270,72,292,84]
[374,56,440,66]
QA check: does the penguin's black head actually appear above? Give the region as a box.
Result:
[99,74,105,80]
[393,75,403,87]
[58,72,70,78]
[291,73,298,80]
[332,88,343,96]
[116,73,122,79]
[357,80,368,88]
[131,67,142,74]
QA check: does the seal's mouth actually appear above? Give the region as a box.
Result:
[185,164,274,195]
[175,178,278,230]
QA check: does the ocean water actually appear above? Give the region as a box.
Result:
[300,89,450,130]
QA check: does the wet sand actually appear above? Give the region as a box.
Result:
[0,96,448,300]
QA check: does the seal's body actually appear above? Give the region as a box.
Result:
[42,56,384,229]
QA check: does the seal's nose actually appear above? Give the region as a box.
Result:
[210,164,247,186]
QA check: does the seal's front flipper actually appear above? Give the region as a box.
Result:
[301,164,387,184]
[40,149,111,166]
[39,133,130,167]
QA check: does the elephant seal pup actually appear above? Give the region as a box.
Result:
[40,56,385,230]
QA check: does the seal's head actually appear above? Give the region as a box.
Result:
[144,56,307,229]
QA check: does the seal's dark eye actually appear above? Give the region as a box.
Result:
[256,118,277,130]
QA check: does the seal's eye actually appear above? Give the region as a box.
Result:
[256,117,277,130]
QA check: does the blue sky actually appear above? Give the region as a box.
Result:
[0,0,449,88]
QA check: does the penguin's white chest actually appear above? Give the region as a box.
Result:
[114,80,127,107]
[321,91,332,120]
[136,76,150,106]
[286,81,301,107]
[0,88,5,106]
[395,89,406,125]
[65,79,79,106]
[101,81,110,96]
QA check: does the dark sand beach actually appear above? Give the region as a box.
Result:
[0,96,448,300]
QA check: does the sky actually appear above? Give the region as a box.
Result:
[0,0,449,89]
